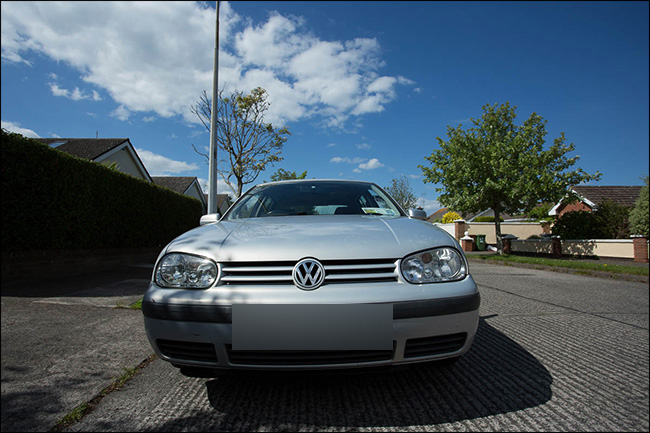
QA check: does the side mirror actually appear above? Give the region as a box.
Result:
[408,209,427,221]
[200,213,221,225]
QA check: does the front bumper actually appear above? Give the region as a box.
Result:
[142,277,480,370]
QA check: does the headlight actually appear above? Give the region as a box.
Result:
[401,247,466,284]
[155,253,218,288]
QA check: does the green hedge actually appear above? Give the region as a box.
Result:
[1,130,203,251]
[474,216,504,222]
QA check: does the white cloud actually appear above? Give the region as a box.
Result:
[200,176,237,198]
[110,105,131,121]
[330,156,366,164]
[136,148,199,175]
[357,158,384,170]
[49,82,102,101]
[367,76,397,94]
[1,120,40,138]
[417,197,443,217]
[356,143,371,150]
[0,1,414,128]
[49,83,69,98]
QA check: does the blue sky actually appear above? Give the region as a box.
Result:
[2,1,648,215]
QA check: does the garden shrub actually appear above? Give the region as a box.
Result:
[551,199,631,240]
[474,216,504,222]
[442,211,462,224]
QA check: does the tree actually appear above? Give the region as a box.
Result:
[419,102,601,253]
[527,202,554,223]
[191,87,291,197]
[385,175,418,211]
[269,168,308,182]
[629,176,649,236]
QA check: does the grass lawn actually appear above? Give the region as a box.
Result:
[466,253,649,278]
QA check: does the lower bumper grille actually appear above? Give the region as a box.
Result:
[226,344,395,366]
[156,339,218,363]
[404,333,467,358]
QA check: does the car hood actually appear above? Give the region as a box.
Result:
[163,215,459,262]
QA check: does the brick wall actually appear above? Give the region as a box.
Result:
[632,236,649,263]
[557,201,592,218]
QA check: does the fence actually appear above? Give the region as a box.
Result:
[435,219,648,262]
[434,221,548,245]
[510,239,634,259]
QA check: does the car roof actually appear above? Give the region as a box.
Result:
[261,179,375,187]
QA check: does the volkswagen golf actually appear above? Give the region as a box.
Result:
[142,179,480,375]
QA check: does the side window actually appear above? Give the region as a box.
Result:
[369,190,389,209]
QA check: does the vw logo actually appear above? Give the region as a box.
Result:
[293,258,325,290]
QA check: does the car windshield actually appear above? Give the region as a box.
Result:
[224,181,405,220]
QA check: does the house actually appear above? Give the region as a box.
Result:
[35,138,151,182]
[152,177,207,214]
[549,185,643,218]
[203,193,234,215]
[426,208,449,223]
[36,137,208,213]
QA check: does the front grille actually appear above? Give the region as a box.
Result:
[219,259,398,286]
[156,339,218,363]
[226,343,396,366]
[403,333,467,358]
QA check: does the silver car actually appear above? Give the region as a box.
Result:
[142,180,480,375]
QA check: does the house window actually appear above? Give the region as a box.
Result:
[48,141,68,149]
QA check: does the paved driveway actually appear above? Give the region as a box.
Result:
[1,266,153,432]
[2,262,648,432]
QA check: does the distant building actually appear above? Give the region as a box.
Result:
[35,138,151,182]
[36,137,208,213]
[204,193,233,216]
[549,185,643,217]
[152,177,207,214]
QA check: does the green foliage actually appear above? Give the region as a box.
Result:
[270,168,308,182]
[474,216,504,222]
[551,200,631,239]
[442,211,462,224]
[101,161,120,171]
[419,101,601,251]
[384,175,418,211]
[1,130,203,251]
[594,199,631,239]
[551,211,595,239]
[629,176,649,236]
[527,202,553,221]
